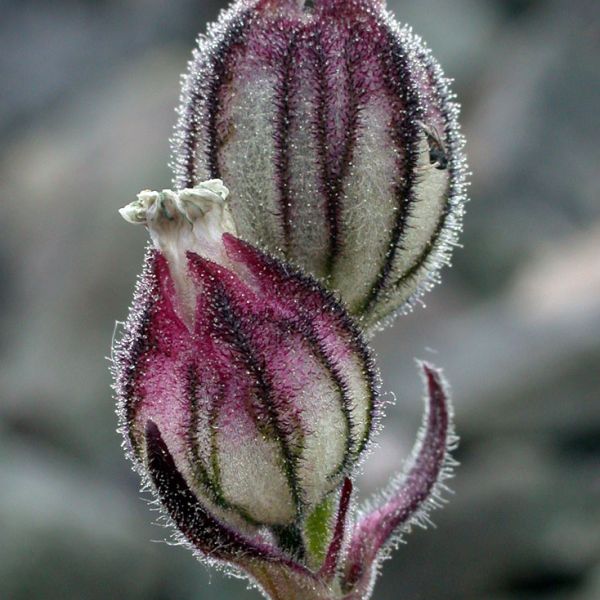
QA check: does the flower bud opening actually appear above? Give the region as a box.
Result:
[120,180,236,326]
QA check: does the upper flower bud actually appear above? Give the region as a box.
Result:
[172,0,467,331]
[115,180,377,531]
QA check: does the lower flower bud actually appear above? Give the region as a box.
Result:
[115,181,378,529]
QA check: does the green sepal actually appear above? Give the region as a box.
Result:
[303,494,336,569]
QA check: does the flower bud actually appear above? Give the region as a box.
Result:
[115,180,377,530]
[172,0,467,331]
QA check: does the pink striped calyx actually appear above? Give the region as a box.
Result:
[172,0,467,332]
[115,180,377,552]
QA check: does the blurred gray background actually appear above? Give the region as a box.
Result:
[1,0,599,598]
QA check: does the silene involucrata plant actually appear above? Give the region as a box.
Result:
[112,1,467,599]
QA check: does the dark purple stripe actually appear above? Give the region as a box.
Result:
[332,24,362,247]
[275,241,380,460]
[275,290,376,468]
[198,269,304,517]
[334,308,379,461]
[386,213,445,293]
[180,9,252,188]
[312,31,340,276]
[360,27,422,316]
[184,365,228,504]
[290,323,356,478]
[186,360,264,525]
[185,364,208,483]
[145,419,314,573]
[311,25,362,276]
[385,57,456,298]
